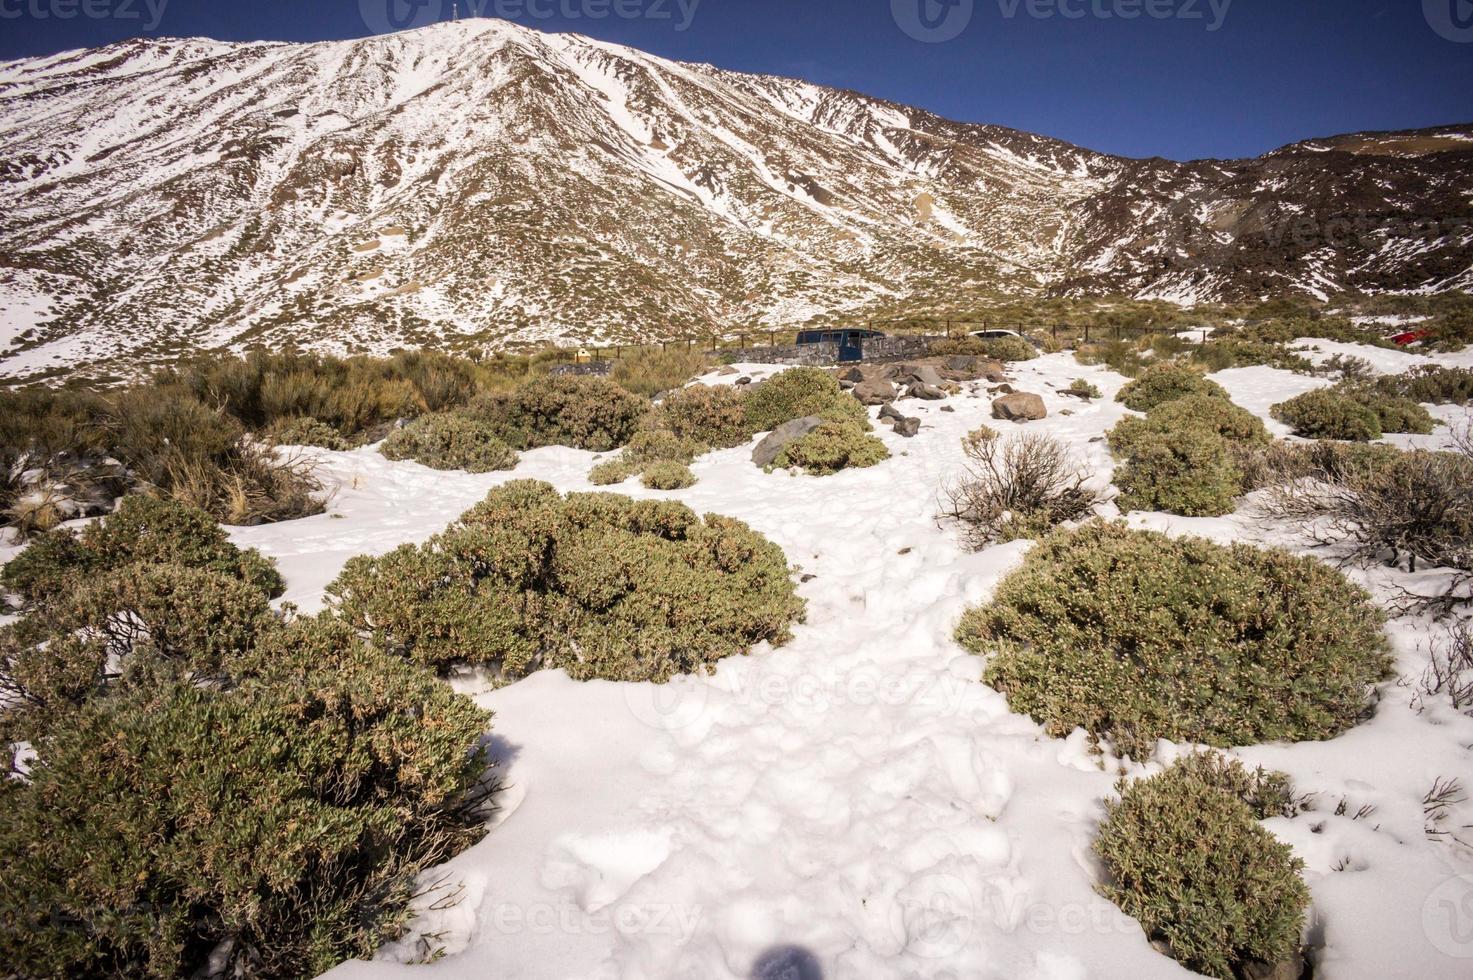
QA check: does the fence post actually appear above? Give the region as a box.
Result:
[1084,324,1090,344]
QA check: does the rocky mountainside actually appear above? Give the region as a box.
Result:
[0,18,1469,380]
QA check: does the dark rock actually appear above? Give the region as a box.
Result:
[839,366,866,383]
[736,376,753,386]
[907,382,946,401]
[893,417,921,438]
[878,403,906,423]
[944,355,978,372]
[1241,954,1306,980]
[940,405,955,413]
[751,415,823,467]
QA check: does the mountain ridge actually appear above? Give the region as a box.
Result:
[1,18,1470,380]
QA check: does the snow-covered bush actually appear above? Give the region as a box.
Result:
[744,368,866,433]
[1108,395,1266,517]
[589,430,706,487]
[956,522,1392,758]
[641,461,698,490]
[646,384,751,448]
[2,495,284,607]
[1115,362,1229,412]
[771,416,889,476]
[264,415,354,450]
[0,616,492,979]
[1271,388,1383,441]
[611,347,710,397]
[468,376,648,452]
[1095,756,1311,980]
[940,431,1102,548]
[326,480,805,681]
[379,413,518,473]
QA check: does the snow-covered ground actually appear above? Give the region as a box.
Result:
[8,348,1472,979]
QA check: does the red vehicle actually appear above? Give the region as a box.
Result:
[1391,327,1434,347]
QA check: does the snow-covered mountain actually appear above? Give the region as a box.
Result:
[1,18,1470,379]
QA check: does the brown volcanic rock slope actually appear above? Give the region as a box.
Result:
[0,19,1468,379]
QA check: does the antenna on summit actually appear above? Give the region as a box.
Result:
[452,0,460,21]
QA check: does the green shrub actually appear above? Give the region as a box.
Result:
[1062,378,1102,400]
[588,430,707,487]
[1358,391,1437,435]
[611,348,710,397]
[956,522,1391,758]
[978,336,1038,362]
[1116,363,1229,412]
[928,337,989,357]
[264,416,353,450]
[0,618,491,979]
[1107,395,1266,517]
[1095,757,1311,980]
[379,413,518,473]
[468,376,647,452]
[1,564,277,739]
[770,416,889,476]
[744,368,866,433]
[1190,338,1314,374]
[1165,752,1303,820]
[2,495,284,607]
[1371,366,1473,405]
[641,462,697,490]
[1111,425,1245,517]
[648,384,751,448]
[1272,389,1383,441]
[1075,339,1151,378]
[326,481,804,680]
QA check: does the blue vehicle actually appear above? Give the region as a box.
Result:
[794,328,885,363]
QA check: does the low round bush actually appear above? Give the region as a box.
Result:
[1110,424,1246,517]
[0,618,492,979]
[744,368,866,433]
[977,336,1038,362]
[468,376,647,452]
[326,480,805,681]
[771,417,889,476]
[1116,363,1229,412]
[956,522,1392,758]
[1271,388,1382,441]
[379,413,518,473]
[588,430,706,487]
[1095,757,1310,980]
[1348,389,1437,435]
[648,384,751,448]
[1108,393,1269,516]
[641,461,698,490]
[1,495,284,606]
[264,415,352,450]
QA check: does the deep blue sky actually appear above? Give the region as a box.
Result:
[2,0,1470,160]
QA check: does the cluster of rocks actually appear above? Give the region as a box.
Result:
[833,356,1048,435]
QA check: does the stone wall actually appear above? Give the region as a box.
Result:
[548,361,615,377]
[719,335,944,366]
